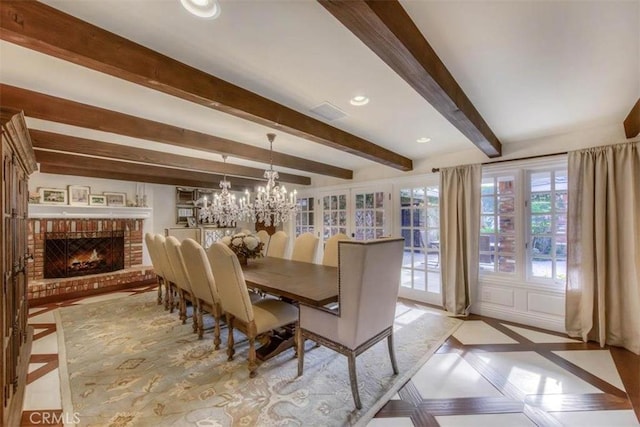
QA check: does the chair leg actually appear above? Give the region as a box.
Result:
[157,276,163,305]
[213,314,221,350]
[191,299,199,333]
[297,332,305,377]
[226,315,235,361]
[347,353,362,409]
[197,301,204,339]
[387,332,399,375]
[248,337,257,378]
[180,292,187,324]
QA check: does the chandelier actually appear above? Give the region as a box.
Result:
[199,155,243,227]
[244,133,298,227]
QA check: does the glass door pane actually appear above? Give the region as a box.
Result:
[319,190,349,247]
[352,186,389,240]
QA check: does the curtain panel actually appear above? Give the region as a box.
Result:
[439,164,481,316]
[566,142,640,354]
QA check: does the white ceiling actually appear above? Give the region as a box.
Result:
[1,0,638,182]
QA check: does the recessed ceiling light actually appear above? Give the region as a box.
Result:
[350,95,369,106]
[180,0,221,19]
[416,137,431,143]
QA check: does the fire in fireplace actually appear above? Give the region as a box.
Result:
[44,231,124,278]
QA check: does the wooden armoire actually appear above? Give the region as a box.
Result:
[1,108,37,425]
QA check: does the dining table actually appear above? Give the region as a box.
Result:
[240,256,338,360]
[241,256,338,306]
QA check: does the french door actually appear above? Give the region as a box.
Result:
[351,186,391,240]
[318,190,349,246]
[397,184,442,305]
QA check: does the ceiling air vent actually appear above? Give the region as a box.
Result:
[309,102,347,122]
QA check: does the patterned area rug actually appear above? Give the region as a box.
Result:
[55,292,461,427]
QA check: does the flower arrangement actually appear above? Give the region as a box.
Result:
[220,232,264,263]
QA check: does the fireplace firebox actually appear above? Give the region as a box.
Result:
[44,231,125,278]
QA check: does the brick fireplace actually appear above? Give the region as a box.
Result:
[27,216,155,303]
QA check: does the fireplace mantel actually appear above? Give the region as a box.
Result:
[29,204,152,219]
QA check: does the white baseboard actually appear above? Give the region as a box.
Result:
[472,302,566,333]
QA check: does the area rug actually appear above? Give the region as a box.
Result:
[55,292,461,427]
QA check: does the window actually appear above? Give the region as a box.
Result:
[295,196,314,237]
[480,159,568,287]
[354,191,385,240]
[527,169,567,283]
[399,186,440,293]
[480,174,517,273]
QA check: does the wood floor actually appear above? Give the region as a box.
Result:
[372,310,640,426]
[21,286,640,426]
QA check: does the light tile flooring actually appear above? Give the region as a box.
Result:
[22,288,640,426]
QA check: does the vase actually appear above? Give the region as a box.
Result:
[237,254,248,266]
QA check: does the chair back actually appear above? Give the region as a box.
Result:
[337,238,404,348]
[145,233,162,278]
[207,243,255,324]
[256,229,270,256]
[154,234,176,284]
[290,232,319,263]
[164,236,193,294]
[239,229,252,235]
[266,230,288,258]
[181,238,219,306]
[321,233,351,267]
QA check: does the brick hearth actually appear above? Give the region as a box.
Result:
[27,218,154,303]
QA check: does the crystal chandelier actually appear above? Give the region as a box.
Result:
[244,133,298,227]
[199,155,243,227]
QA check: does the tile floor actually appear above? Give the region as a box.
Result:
[21,287,640,426]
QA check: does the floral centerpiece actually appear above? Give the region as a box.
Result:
[220,232,264,265]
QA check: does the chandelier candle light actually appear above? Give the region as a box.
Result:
[244,133,298,227]
[199,155,243,227]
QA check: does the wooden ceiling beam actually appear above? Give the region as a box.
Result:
[29,130,310,185]
[0,1,412,171]
[1,84,350,179]
[319,0,502,158]
[34,150,261,191]
[38,163,224,189]
[623,98,640,138]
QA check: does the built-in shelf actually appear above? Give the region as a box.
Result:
[28,204,152,219]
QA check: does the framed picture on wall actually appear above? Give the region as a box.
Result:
[39,188,67,205]
[104,192,126,207]
[68,185,91,205]
[89,194,107,206]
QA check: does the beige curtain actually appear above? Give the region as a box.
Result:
[566,142,640,354]
[440,164,481,316]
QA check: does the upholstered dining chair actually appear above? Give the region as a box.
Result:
[181,238,224,349]
[256,229,270,256]
[321,233,351,267]
[164,236,198,331]
[297,238,405,409]
[154,234,177,311]
[208,242,299,377]
[290,232,319,263]
[145,233,165,306]
[266,230,288,258]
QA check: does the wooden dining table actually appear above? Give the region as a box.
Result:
[240,256,338,360]
[241,256,338,306]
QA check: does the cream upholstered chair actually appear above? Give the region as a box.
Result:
[290,232,319,263]
[256,229,270,256]
[154,234,177,311]
[208,242,298,377]
[145,233,165,305]
[164,236,198,330]
[266,230,288,258]
[181,238,224,349]
[297,238,404,409]
[321,233,351,267]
